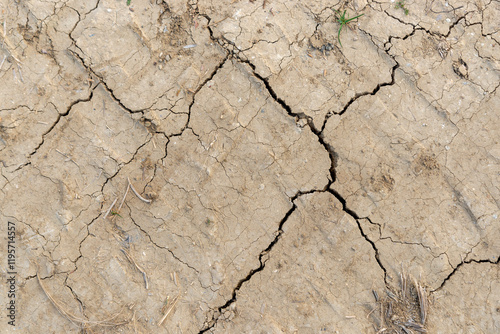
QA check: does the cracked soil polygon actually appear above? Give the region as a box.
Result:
[0,0,499,333]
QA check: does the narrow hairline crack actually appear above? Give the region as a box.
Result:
[129,214,199,273]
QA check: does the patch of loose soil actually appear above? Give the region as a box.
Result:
[0,0,499,333]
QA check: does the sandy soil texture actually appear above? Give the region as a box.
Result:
[0,0,499,333]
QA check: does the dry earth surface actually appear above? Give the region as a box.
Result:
[0,0,499,333]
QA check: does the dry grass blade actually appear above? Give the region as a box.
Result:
[121,248,149,289]
[386,289,397,301]
[37,274,129,328]
[380,301,385,327]
[386,301,392,318]
[117,183,130,212]
[158,293,180,326]
[103,198,118,220]
[128,177,152,203]
[400,325,411,333]
[37,274,80,328]
[405,321,427,332]
[132,310,138,334]
[367,305,378,319]
[400,271,408,300]
[16,62,23,82]
[415,278,427,324]
[173,272,178,287]
[0,55,6,70]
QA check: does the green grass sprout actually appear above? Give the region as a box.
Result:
[335,9,364,47]
[110,211,122,218]
[395,1,409,15]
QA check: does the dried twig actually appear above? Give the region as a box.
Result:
[117,183,130,212]
[415,278,427,324]
[127,177,152,203]
[103,198,118,220]
[121,249,149,289]
[0,55,6,70]
[157,293,180,326]
[37,274,128,328]
[132,310,138,334]
[55,149,80,167]
[400,271,407,300]
[405,321,427,332]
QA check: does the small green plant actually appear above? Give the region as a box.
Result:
[126,0,131,5]
[110,211,122,218]
[395,1,409,15]
[335,9,364,47]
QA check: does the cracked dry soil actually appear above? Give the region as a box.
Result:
[0,0,499,333]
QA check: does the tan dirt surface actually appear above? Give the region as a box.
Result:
[0,0,499,333]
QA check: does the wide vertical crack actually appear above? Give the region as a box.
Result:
[193,7,394,329]
[194,56,390,333]
[195,8,500,329]
[243,58,388,281]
